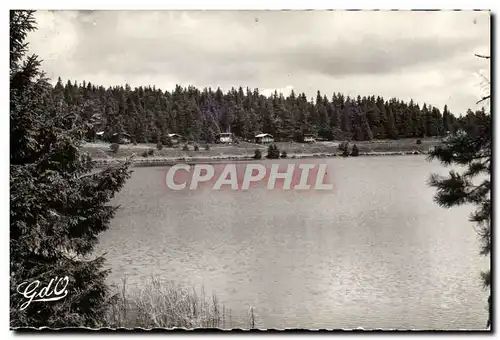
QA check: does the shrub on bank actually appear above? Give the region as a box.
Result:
[148,149,155,156]
[351,144,359,157]
[253,149,262,160]
[182,144,190,151]
[267,144,280,159]
[110,143,120,154]
[106,277,235,329]
[280,150,288,158]
[416,139,422,145]
[338,141,350,157]
[194,144,200,151]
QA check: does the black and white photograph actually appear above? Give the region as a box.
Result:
[9,6,492,332]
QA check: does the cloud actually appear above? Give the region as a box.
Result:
[27,10,490,114]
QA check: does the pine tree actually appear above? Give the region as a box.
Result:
[316,93,330,140]
[427,55,491,328]
[384,103,398,139]
[10,10,131,328]
[156,133,163,151]
[442,104,450,135]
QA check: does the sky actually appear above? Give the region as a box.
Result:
[27,10,490,115]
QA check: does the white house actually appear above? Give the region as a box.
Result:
[255,133,274,144]
[217,132,234,143]
[303,134,316,143]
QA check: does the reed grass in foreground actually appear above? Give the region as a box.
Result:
[106,277,246,329]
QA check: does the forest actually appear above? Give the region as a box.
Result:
[52,77,488,145]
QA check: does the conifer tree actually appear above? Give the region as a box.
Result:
[442,104,450,135]
[10,10,131,327]
[384,104,398,139]
[427,54,491,328]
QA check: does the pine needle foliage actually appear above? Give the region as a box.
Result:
[10,10,132,328]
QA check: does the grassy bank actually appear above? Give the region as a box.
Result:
[87,138,440,168]
[106,277,253,329]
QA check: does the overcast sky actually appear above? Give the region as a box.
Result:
[27,10,490,114]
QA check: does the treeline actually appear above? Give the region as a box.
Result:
[53,77,487,144]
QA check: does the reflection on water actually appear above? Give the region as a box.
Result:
[96,156,489,329]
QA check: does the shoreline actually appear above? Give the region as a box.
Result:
[93,150,428,168]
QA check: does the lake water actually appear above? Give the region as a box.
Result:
[96,156,489,330]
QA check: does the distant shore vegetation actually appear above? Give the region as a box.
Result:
[54,76,486,146]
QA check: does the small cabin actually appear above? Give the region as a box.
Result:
[111,132,131,144]
[303,134,316,143]
[217,133,234,144]
[168,133,183,144]
[96,131,105,140]
[255,133,274,144]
